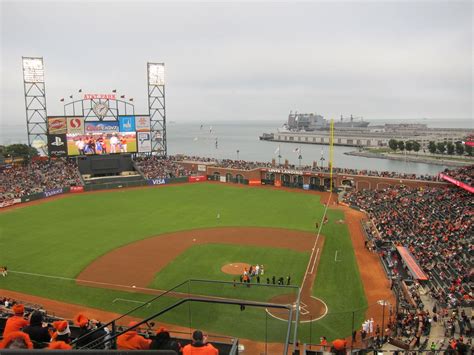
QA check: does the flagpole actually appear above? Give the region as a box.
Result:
[278,145,281,166]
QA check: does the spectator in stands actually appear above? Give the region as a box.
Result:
[23,310,50,343]
[117,321,151,350]
[51,320,71,343]
[0,158,82,202]
[0,331,33,349]
[73,313,108,349]
[2,304,28,337]
[48,340,72,350]
[182,329,218,355]
[150,327,181,353]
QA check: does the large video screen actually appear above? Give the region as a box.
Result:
[66,132,137,156]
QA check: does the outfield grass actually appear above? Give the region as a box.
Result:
[0,183,367,342]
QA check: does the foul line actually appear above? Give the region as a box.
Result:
[113,298,150,307]
[301,193,331,289]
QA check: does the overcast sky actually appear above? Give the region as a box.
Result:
[1,0,472,131]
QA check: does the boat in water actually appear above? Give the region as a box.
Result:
[287,111,369,131]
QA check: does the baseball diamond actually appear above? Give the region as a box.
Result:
[0,181,397,348]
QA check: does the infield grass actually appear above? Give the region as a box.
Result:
[0,183,367,342]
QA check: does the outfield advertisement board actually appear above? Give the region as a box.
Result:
[118,116,136,132]
[188,176,206,182]
[85,121,119,133]
[48,117,67,134]
[136,116,151,131]
[47,134,68,157]
[147,178,166,185]
[44,188,64,198]
[70,186,84,193]
[67,117,85,134]
[137,132,152,153]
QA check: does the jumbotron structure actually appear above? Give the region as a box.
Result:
[21,57,167,157]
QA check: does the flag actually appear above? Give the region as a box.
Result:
[60,98,64,102]
[274,146,280,155]
[112,89,117,93]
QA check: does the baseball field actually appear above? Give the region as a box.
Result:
[0,183,388,345]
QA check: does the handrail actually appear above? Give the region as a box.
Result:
[88,296,294,353]
[71,279,191,347]
[74,279,299,349]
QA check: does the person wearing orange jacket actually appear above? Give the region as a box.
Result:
[117,321,152,350]
[2,304,29,337]
[0,331,33,349]
[182,330,218,355]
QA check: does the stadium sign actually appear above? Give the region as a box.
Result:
[148,178,166,185]
[267,168,304,175]
[44,188,64,198]
[84,94,116,100]
[85,122,119,133]
[47,134,68,157]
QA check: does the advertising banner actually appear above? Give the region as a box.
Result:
[136,116,151,131]
[274,180,282,187]
[188,175,206,183]
[147,178,166,186]
[47,134,68,157]
[48,117,67,134]
[85,121,119,133]
[67,117,85,134]
[248,180,261,186]
[137,132,152,153]
[44,188,64,198]
[197,165,207,172]
[119,116,136,132]
[70,186,84,193]
[220,176,226,183]
[303,184,310,190]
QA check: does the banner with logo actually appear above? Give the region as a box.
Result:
[119,116,136,132]
[47,134,67,157]
[147,178,166,186]
[44,188,64,198]
[137,132,152,152]
[70,186,84,193]
[67,117,85,134]
[136,116,151,132]
[248,180,261,186]
[85,121,119,133]
[188,175,206,183]
[48,117,67,134]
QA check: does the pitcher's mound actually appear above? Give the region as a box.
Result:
[221,263,250,275]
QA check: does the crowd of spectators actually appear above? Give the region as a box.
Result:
[441,165,474,187]
[1,300,218,353]
[344,185,473,309]
[0,159,82,202]
[134,156,192,180]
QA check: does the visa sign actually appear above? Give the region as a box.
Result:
[148,179,166,185]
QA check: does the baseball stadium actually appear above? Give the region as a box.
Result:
[0,58,473,355]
